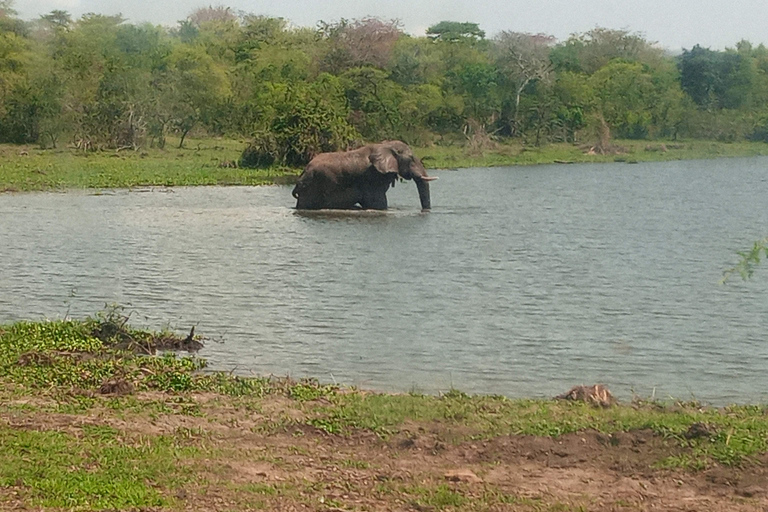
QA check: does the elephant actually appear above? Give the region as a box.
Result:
[291,141,437,210]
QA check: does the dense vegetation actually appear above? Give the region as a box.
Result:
[4,1,768,164]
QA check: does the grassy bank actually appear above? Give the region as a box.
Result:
[422,139,768,168]
[1,314,768,511]
[3,138,768,193]
[0,138,289,193]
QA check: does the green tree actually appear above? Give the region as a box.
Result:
[0,20,29,141]
[341,67,405,140]
[679,45,756,110]
[553,28,663,75]
[426,21,485,43]
[446,62,498,124]
[551,71,592,142]
[163,44,230,147]
[388,36,443,86]
[590,61,666,139]
[241,75,359,167]
[493,32,555,137]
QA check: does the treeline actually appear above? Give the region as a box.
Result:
[4,2,768,163]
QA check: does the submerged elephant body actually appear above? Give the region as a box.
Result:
[292,141,435,210]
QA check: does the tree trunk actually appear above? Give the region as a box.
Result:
[179,128,190,149]
[512,78,531,137]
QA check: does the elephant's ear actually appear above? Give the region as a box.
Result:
[369,146,399,174]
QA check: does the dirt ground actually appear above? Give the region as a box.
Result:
[2,393,768,511]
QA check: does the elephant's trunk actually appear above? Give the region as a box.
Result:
[403,156,435,210]
[415,177,431,210]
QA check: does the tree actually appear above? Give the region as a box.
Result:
[680,45,756,110]
[552,28,663,75]
[341,67,404,140]
[426,21,484,43]
[447,62,498,124]
[241,75,359,167]
[551,71,592,142]
[185,6,240,63]
[0,24,27,121]
[187,5,238,27]
[493,32,555,136]
[163,44,230,147]
[0,4,39,143]
[589,61,658,139]
[679,45,726,108]
[0,0,25,36]
[318,17,402,74]
[41,10,71,27]
[388,36,439,86]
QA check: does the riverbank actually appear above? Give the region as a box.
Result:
[3,138,768,192]
[1,314,767,511]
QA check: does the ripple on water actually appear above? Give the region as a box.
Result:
[2,161,768,403]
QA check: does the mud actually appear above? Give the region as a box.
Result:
[1,394,766,511]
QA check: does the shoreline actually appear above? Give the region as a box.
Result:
[2,316,768,510]
[3,138,768,193]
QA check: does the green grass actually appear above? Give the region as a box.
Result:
[306,392,768,468]
[0,425,199,509]
[2,314,768,511]
[0,137,296,192]
[3,138,768,192]
[3,313,768,471]
[418,139,768,168]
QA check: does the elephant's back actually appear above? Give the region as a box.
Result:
[306,150,370,176]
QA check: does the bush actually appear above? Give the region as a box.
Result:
[239,131,279,168]
[681,109,756,142]
[240,77,360,168]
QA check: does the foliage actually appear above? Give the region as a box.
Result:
[493,32,555,137]
[722,237,768,282]
[0,8,767,150]
[318,17,402,73]
[240,76,359,167]
[426,21,485,43]
[552,28,664,75]
[679,45,757,110]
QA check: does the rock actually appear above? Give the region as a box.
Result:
[444,469,482,483]
[684,422,716,440]
[556,384,616,407]
[99,378,135,396]
[737,485,764,498]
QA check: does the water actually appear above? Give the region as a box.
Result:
[2,157,768,404]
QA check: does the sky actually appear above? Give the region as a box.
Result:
[14,0,767,52]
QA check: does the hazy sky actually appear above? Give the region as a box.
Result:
[15,0,765,51]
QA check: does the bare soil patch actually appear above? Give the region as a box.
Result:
[2,394,766,511]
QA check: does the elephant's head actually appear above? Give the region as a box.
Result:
[369,141,436,210]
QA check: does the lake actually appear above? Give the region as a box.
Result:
[2,157,768,404]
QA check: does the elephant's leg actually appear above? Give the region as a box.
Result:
[360,191,388,210]
[296,187,324,209]
[360,181,390,210]
[296,196,318,209]
[324,186,363,209]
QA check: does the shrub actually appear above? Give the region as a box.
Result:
[240,77,360,168]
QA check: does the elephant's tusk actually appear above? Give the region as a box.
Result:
[421,176,439,182]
